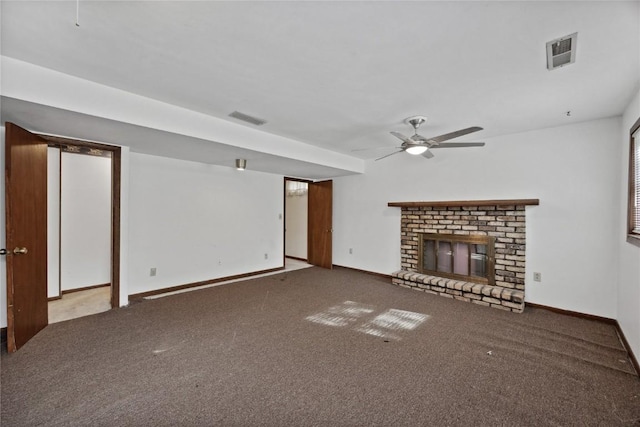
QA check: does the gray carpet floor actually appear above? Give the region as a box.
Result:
[2,267,639,426]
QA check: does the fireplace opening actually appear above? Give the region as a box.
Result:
[418,233,495,285]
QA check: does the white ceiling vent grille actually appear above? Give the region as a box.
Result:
[546,33,577,70]
[229,111,267,126]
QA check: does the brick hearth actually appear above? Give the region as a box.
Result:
[388,199,539,313]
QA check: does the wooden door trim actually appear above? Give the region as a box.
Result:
[111,148,121,308]
[39,135,121,309]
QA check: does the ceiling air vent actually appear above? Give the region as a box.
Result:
[546,33,577,70]
[228,111,267,126]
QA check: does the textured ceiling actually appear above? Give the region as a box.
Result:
[1,1,639,177]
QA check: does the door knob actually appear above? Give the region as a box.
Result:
[13,247,28,255]
[0,249,6,255]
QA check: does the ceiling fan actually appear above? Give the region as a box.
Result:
[355,116,485,161]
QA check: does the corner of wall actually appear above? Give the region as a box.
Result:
[617,86,640,362]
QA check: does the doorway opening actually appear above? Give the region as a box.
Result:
[4,123,122,352]
[46,143,113,323]
[284,179,309,263]
[283,177,333,269]
[40,135,121,319]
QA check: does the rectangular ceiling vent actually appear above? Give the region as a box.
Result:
[229,111,267,126]
[546,32,577,70]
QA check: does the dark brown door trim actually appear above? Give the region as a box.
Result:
[40,135,121,309]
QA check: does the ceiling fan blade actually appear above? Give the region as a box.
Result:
[390,131,414,144]
[430,142,485,149]
[422,149,435,159]
[375,150,404,161]
[428,127,483,143]
[351,146,402,152]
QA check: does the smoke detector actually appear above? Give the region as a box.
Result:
[546,33,577,70]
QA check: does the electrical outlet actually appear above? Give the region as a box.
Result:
[264,253,268,260]
[349,248,353,254]
[150,268,157,277]
[533,272,541,282]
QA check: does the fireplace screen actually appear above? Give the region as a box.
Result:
[419,234,495,285]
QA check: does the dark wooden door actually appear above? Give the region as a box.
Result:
[5,122,48,352]
[308,180,333,269]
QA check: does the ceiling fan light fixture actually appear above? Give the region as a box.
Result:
[406,145,428,155]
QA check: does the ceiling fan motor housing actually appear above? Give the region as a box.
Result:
[405,116,427,131]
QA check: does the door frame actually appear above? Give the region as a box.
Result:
[39,135,121,309]
[283,177,333,269]
[283,177,312,266]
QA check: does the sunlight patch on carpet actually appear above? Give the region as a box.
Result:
[305,301,375,327]
[356,309,429,341]
[306,301,429,340]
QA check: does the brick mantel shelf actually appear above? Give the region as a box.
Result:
[388,199,540,208]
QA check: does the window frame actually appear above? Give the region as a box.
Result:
[627,116,640,243]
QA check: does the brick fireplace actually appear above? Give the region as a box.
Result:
[388,199,539,313]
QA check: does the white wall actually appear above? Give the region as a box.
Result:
[47,147,61,298]
[0,134,283,327]
[333,117,622,318]
[618,88,640,360]
[60,152,112,291]
[285,192,308,259]
[0,114,635,343]
[46,149,113,298]
[127,153,284,295]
